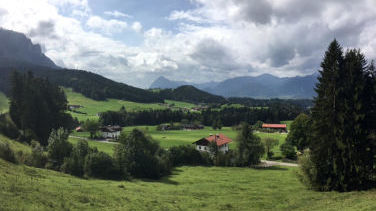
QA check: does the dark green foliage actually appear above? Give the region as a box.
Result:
[84,151,115,179]
[236,123,265,166]
[9,71,73,145]
[159,85,227,104]
[0,113,20,139]
[286,113,311,151]
[262,138,279,159]
[114,129,171,179]
[297,150,317,189]
[0,64,163,103]
[61,140,90,177]
[47,128,72,168]
[280,141,297,160]
[29,141,47,168]
[0,142,16,163]
[83,119,100,139]
[308,40,376,191]
[168,145,210,166]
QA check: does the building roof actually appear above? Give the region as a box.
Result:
[262,123,287,129]
[193,133,232,147]
[101,125,122,132]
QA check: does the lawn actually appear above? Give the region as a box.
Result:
[0,91,9,113]
[1,156,376,210]
[68,137,117,156]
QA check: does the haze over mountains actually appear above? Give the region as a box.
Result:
[150,74,318,99]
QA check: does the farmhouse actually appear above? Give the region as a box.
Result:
[193,134,232,153]
[68,104,82,110]
[101,125,122,139]
[262,123,287,133]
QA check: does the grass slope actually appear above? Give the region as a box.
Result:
[65,88,196,121]
[1,157,376,210]
[0,91,9,113]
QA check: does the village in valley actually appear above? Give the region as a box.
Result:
[1,1,376,210]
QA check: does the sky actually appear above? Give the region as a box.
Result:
[0,0,376,88]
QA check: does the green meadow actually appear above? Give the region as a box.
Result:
[72,126,288,159]
[0,91,9,113]
[1,135,376,211]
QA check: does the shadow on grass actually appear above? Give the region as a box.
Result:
[252,166,289,171]
[139,168,182,185]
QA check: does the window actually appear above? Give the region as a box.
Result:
[199,146,201,149]
[204,147,206,150]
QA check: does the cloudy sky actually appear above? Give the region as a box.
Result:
[0,0,375,88]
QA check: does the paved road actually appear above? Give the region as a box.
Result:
[259,160,298,167]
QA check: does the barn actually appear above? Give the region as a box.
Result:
[101,125,122,139]
[262,123,287,133]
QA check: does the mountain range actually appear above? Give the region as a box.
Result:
[150,73,318,99]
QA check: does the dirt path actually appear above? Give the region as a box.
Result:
[69,136,118,144]
[259,160,298,167]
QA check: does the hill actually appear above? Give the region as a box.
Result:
[1,134,376,210]
[159,85,227,104]
[0,91,8,113]
[150,74,318,99]
[150,76,219,90]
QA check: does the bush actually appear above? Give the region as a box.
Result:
[29,141,47,168]
[280,141,297,160]
[114,129,171,179]
[61,140,90,177]
[0,114,20,139]
[297,150,318,190]
[47,128,72,169]
[84,151,115,179]
[216,150,238,167]
[0,142,16,163]
[168,145,210,166]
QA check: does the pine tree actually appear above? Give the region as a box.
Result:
[310,40,345,191]
[309,40,376,191]
[236,123,264,166]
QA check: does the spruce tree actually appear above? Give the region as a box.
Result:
[309,40,376,191]
[310,40,345,191]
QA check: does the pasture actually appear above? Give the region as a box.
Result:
[1,156,376,210]
[64,88,196,121]
[72,126,288,158]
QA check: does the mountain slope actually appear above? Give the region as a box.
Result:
[0,28,57,68]
[0,29,163,103]
[151,74,318,99]
[159,85,227,104]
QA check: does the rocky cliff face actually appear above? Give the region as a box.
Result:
[0,28,57,68]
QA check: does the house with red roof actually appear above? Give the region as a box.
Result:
[262,123,287,133]
[193,133,232,153]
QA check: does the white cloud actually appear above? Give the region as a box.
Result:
[104,10,132,18]
[131,21,142,33]
[86,16,127,34]
[0,0,375,88]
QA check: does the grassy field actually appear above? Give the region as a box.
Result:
[1,157,376,210]
[69,137,116,156]
[64,88,196,121]
[0,91,9,113]
[72,126,288,158]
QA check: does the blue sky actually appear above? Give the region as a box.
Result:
[0,0,376,88]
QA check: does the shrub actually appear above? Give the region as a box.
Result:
[84,151,114,179]
[168,145,209,166]
[61,140,90,177]
[29,141,47,168]
[216,150,238,167]
[47,128,72,169]
[280,141,297,160]
[114,129,171,179]
[0,142,16,163]
[297,150,318,190]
